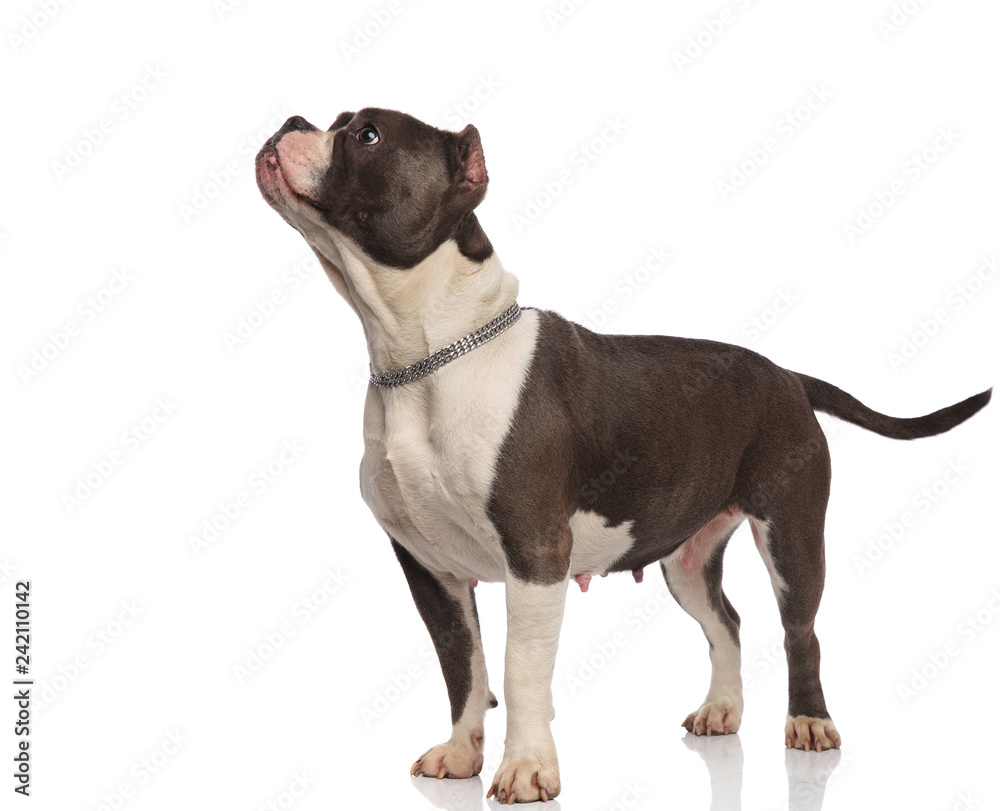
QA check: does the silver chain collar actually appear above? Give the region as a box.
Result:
[369,302,522,388]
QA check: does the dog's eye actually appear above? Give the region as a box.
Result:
[357,126,379,145]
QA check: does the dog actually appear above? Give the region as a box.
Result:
[255,108,990,804]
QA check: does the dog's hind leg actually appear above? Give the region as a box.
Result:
[744,424,842,752]
[662,511,745,736]
[391,539,495,779]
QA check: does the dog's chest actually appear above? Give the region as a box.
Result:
[359,310,540,582]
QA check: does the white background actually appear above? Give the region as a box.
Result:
[3,0,999,809]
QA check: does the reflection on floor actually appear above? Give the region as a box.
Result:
[407,734,843,810]
[682,732,842,811]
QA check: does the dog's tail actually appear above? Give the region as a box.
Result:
[794,373,991,440]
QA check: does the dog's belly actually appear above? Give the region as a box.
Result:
[364,465,644,584]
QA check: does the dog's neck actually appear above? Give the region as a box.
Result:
[311,234,518,376]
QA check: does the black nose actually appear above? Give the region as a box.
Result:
[281,115,316,134]
[263,115,318,151]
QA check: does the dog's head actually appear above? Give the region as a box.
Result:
[255,108,493,270]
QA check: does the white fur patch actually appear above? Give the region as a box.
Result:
[503,577,567,735]
[308,229,521,376]
[568,510,635,577]
[359,293,539,583]
[662,511,745,733]
[750,517,788,602]
[663,565,743,723]
[489,575,567,801]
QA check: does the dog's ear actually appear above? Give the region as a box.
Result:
[452,125,489,210]
[457,125,487,186]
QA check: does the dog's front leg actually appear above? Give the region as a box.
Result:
[390,539,496,779]
[488,571,569,803]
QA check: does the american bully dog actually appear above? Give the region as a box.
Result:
[255,108,990,803]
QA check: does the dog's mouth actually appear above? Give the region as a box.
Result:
[254,144,283,203]
[255,143,327,212]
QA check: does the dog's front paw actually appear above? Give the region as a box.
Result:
[785,715,841,752]
[487,748,560,804]
[411,733,485,779]
[682,699,742,736]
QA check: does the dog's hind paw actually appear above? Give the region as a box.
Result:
[785,715,841,752]
[410,734,484,779]
[682,699,742,736]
